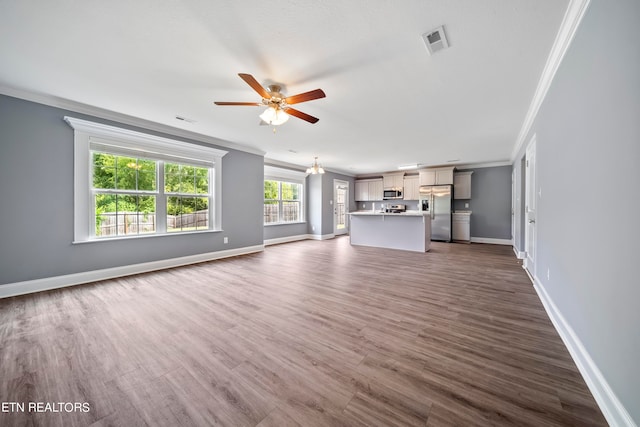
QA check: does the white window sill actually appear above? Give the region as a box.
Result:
[72,229,223,244]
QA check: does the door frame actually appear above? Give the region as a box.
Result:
[333,179,349,236]
[524,135,537,277]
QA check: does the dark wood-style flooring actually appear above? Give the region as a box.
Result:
[0,238,607,426]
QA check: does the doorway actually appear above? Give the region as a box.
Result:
[524,136,537,277]
[334,180,349,236]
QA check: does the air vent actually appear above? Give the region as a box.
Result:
[422,26,449,55]
[175,115,196,123]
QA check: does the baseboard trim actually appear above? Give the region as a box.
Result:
[264,234,310,246]
[308,233,335,241]
[470,237,512,245]
[533,277,636,427]
[0,245,265,299]
[513,247,526,259]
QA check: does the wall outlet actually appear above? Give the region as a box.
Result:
[223,237,228,244]
[312,226,315,231]
[465,202,469,208]
[362,203,365,209]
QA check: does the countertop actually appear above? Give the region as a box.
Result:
[452,211,472,215]
[349,210,429,217]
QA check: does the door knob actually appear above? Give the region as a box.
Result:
[529,219,535,224]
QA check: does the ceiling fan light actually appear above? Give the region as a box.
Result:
[260,107,289,125]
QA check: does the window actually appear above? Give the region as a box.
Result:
[264,166,306,225]
[67,117,227,242]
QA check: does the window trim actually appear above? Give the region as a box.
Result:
[264,166,306,225]
[66,117,227,242]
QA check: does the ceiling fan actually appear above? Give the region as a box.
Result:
[214,73,326,125]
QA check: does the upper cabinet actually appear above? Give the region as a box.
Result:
[419,167,454,186]
[403,175,419,200]
[383,173,405,189]
[454,171,473,199]
[355,178,384,201]
[418,169,436,186]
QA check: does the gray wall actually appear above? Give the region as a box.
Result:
[454,166,512,240]
[320,171,356,236]
[513,0,639,422]
[281,171,357,238]
[0,95,264,286]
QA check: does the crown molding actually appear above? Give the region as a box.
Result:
[510,0,591,161]
[0,84,266,157]
[454,160,513,170]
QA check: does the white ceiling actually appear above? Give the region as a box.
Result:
[0,0,569,175]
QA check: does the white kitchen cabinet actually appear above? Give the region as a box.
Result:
[435,168,454,185]
[383,173,405,189]
[403,175,420,200]
[454,171,473,199]
[355,181,368,202]
[369,179,384,200]
[452,212,471,242]
[355,178,384,201]
[419,169,436,186]
[419,167,454,186]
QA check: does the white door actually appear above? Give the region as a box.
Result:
[524,137,537,276]
[334,180,349,236]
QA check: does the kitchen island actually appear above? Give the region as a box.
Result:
[349,211,431,252]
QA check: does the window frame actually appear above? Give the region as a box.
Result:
[66,117,227,242]
[264,166,306,226]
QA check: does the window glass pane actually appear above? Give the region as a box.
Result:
[95,193,117,236]
[195,167,209,194]
[116,157,138,190]
[281,182,300,200]
[167,196,208,232]
[264,200,279,224]
[138,195,157,234]
[165,163,180,194]
[94,194,156,237]
[264,180,279,199]
[282,201,300,222]
[138,160,156,191]
[92,153,116,189]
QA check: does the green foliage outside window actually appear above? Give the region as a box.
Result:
[92,153,211,236]
[165,163,209,215]
[92,153,156,227]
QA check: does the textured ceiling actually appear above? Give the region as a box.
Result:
[0,0,569,175]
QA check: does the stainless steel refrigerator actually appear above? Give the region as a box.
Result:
[419,185,452,242]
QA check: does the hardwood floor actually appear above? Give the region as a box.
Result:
[0,238,607,426]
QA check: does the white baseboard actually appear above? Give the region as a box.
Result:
[0,245,265,299]
[308,233,335,241]
[533,277,636,427]
[470,237,513,245]
[264,234,310,246]
[513,247,526,259]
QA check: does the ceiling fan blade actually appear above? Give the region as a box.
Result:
[214,102,261,106]
[285,107,320,124]
[238,73,271,99]
[284,89,326,105]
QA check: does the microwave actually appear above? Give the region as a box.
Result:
[383,189,403,200]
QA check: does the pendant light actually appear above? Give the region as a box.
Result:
[306,157,325,174]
